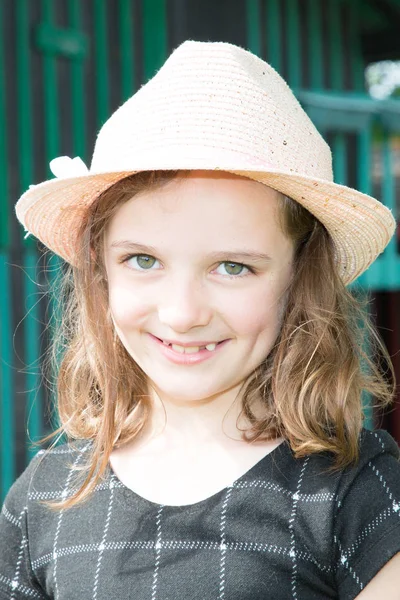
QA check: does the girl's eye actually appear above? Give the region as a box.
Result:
[215,262,252,277]
[121,254,254,278]
[124,254,159,270]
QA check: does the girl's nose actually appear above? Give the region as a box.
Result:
[157,278,213,332]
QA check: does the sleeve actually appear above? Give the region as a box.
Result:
[0,453,50,600]
[334,429,400,600]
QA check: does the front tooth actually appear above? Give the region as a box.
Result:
[171,344,200,354]
[184,346,201,354]
[171,344,185,353]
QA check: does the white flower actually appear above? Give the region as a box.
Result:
[49,156,89,179]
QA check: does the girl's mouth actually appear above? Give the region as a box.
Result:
[148,334,230,365]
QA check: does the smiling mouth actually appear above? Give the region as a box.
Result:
[156,338,222,354]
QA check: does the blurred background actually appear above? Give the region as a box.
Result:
[1,0,400,503]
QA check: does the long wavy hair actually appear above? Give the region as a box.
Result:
[38,169,396,510]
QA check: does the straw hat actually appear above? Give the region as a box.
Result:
[15,40,396,285]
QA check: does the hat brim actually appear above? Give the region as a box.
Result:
[15,167,395,285]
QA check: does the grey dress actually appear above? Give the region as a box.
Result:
[1,427,400,600]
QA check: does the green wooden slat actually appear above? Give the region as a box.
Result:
[246,0,261,57]
[348,0,364,93]
[355,128,373,290]
[358,287,374,429]
[24,254,43,459]
[42,0,59,167]
[286,0,300,88]
[307,0,323,90]
[93,0,109,126]
[0,1,13,499]
[0,5,8,249]
[17,0,43,460]
[332,135,347,185]
[142,0,167,81]
[328,0,342,91]
[15,3,30,161]
[381,131,398,289]
[41,0,64,441]
[326,2,347,185]
[265,0,281,72]
[46,253,65,439]
[119,0,135,102]
[68,0,86,158]
[357,131,372,196]
[0,256,14,502]
[16,0,35,252]
[328,0,348,183]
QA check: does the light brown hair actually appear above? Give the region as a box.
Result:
[38,170,396,510]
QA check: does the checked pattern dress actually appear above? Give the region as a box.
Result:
[1,428,400,599]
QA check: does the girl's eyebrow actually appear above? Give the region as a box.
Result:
[110,240,272,263]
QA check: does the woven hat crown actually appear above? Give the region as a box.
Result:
[14,39,396,284]
[90,40,333,178]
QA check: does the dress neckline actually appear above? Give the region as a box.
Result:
[106,438,289,510]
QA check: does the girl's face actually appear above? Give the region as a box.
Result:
[104,171,294,405]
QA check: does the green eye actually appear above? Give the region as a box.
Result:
[135,255,156,269]
[221,262,247,276]
[122,254,254,278]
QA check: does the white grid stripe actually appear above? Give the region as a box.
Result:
[31,537,335,573]
[1,505,22,528]
[236,480,337,503]
[28,479,123,501]
[372,431,386,451]
[335,536,364,591]
[92,477,116,599]
[219,486,234,599]
[43,446,91,455]
[289,457,310,599]
[27,479,335,503]
[338,501,400,563]
[10,507,28,600]
[52,444,90,600]
[151,505,165,599]
[0,573,43,599]
[369,460,400,512]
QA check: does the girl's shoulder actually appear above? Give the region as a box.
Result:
[2,439,94,513]
[294,426,400,514]
[329,428,400,597]
[356,426,399,462]
[336,426,400,493]
[299,426,400,481]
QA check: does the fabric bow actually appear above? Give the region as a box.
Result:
[23,156,89,240]
[49,155,89,178]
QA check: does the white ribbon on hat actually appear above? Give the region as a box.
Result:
[49,156,89,178]
[23,156,90,240]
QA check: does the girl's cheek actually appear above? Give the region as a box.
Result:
[109,278,284,335]
[109,287,148,325]
[227,286,283,333]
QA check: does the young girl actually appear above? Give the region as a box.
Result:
[1,40,399,600]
